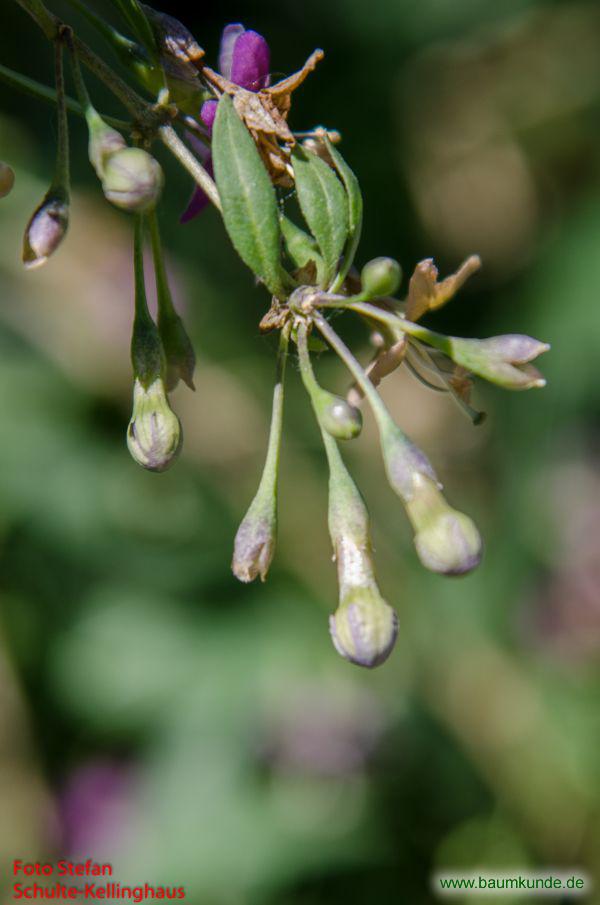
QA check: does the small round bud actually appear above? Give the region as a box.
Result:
[0,162,15,199]
[22,193,69,269]
[127,377,182,472]
[319,394,363,440]
[361,257,402,298]
[406,474,482,576]
[102,148,164,213]
[329,588,398,669]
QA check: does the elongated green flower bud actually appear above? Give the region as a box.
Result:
[361,256,402,298]
[127,216,181,471]
[448,334,550,390]
[0,162,15,198]
[380,422,482,575]
[22,189,69,269]
[405,473,482,575]
[326,432,398,668]
[102,147,164,213]
[232,329,289,583]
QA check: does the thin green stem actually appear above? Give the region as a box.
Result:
[258,325,290,501]
[159,125,221,211]
[296,321,322,401]
[344,300,452,354]
[133,214,152,323]
[0,62,128,128]
[312,312,392,433]
[51,39,69,195]
[147,209,177,322]
[15,0,156,123]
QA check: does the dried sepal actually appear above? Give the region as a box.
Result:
[405,255,481,322]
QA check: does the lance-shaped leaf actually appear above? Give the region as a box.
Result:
[291,145,348,287]
[325,137,363,286]
[213,95,287,298]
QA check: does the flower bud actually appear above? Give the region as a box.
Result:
[87,111,127,179]
[361,257,402,298]
[0,162,15,198]
[101,148,164,213]
[22,191,69,269]
[232,502,276,582]
[317,392,362,440]
[330,586,398,669]
[448,334,550,390]
[406,473,482,575]
[327,434,398,668]
[379,421,481,575]
[127,377,182,472]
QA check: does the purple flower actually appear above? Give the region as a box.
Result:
[180,24,270,223]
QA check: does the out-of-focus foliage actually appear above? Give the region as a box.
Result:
[0,0,599,902]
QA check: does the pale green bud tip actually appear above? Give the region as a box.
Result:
[127,377,182,472]
[407,475,482,576]
[320,395,362,440]
[102,148,164,213]
[22,196,69,270]
[361,257,402,298]
[0,162,15,198]
[232,509,276,583]
[329,588,398,668]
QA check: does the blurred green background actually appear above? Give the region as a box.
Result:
[1,0,600,902]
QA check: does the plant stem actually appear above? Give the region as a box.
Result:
[0,62,128,128]
[257,325,290,502]
[344,300,452,355]
[147,208,176,322]
[14,0,156,124]
[51,39,69,196]
[312,312,392,433]
[133,214,152,323]
[159,125,221,211]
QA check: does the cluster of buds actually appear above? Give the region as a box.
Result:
[5,1,549,668]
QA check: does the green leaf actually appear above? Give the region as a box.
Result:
[325,138,363,288]
[212,95,287,298]
[291,146,349,287]
[280,215,325,285]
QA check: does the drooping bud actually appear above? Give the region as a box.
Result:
[23,41,70,269]
[316,391,362,440]
[127,215,181,471]
[101,147,164,213]
[361,256,402,298]
[22,189,69,269]
[405,473,482,575]
[448,334,550,390]
[127,375,182,471]
[325,431,398,668]
[232,328,290,583]
[380,421,482,575]
[232,499,276,582]
[0,162,15,198]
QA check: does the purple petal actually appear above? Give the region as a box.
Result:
[230,30,270,91]
[180,157,213,223]
[218,24,245,80]
[200,99,218,134]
